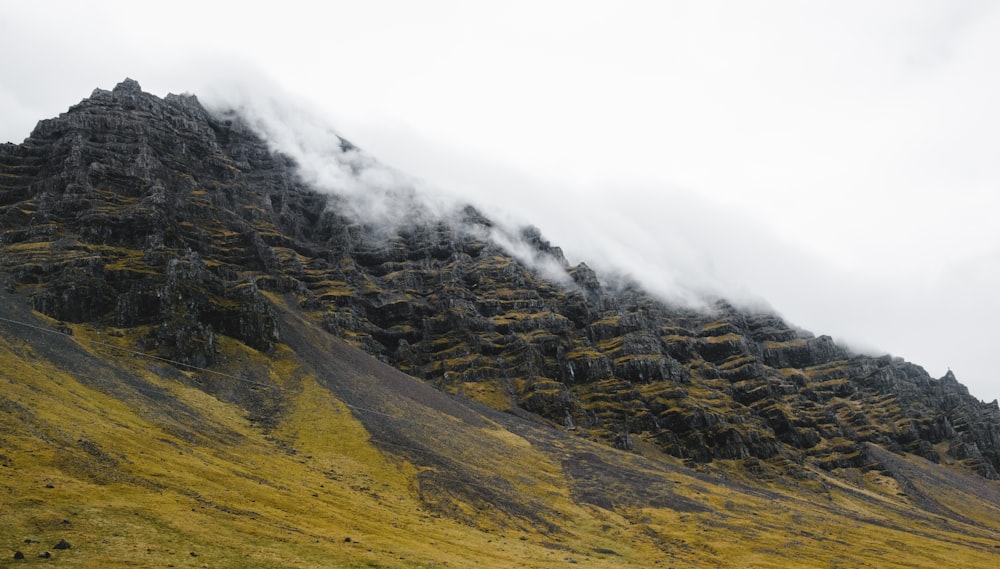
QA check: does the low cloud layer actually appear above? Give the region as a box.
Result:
[201,79,582,288]
[203,80,766,309]
[201,78,441,228]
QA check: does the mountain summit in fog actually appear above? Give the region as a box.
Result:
[2,80,998,567]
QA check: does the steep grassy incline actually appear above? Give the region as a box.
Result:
[2,292,1000,568]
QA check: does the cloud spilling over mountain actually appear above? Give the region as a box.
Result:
[197,80,583,292]
[193,79,873,334]
[199,79,439,227]
[195,78,1000,409]
[197,80,711,306]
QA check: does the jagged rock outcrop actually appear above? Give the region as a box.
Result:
[2,80,998,480]
[2,79,280,365]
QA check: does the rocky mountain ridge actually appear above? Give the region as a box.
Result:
[2,78,998,484]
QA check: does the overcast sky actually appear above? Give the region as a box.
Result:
[3,1,999,402]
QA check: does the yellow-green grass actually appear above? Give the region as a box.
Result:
[2,310,999,568]
[0,333,564,567]
[704,333,743,344]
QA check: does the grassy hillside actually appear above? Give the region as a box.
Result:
[2,292,999,568]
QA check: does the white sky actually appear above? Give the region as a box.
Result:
[2,1,998,402]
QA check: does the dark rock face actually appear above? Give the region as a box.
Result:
[1,79,279,366]
[2,79,998,479]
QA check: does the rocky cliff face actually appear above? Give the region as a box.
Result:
[3,79,998,480]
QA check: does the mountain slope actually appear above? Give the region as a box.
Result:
[3,289,1000,568]
[1,79,999,567]
[3,78,997,479]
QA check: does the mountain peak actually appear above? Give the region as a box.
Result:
[86,77,146,105]
[114,77,142,93]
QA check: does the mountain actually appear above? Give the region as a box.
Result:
[1,78,998,567]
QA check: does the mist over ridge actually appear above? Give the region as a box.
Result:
[199,79,696,306]
[199,81,892,348]
[199,80,739,308]
[195,78,998,407]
